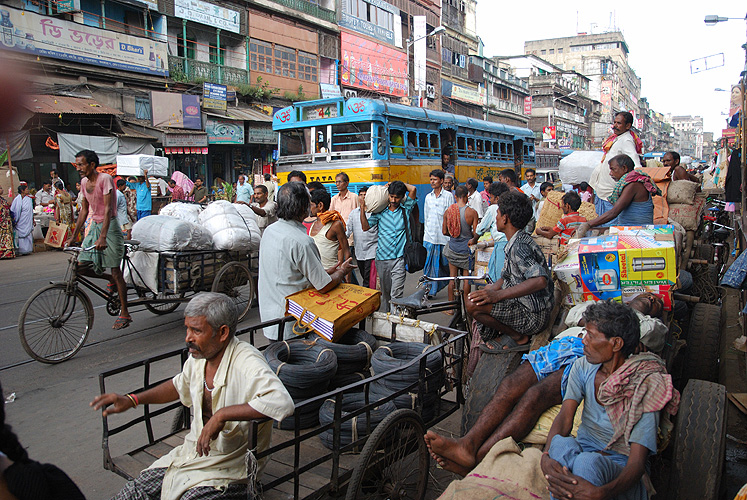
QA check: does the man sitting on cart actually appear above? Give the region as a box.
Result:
[541,300,678,500]
[91,293,294,500]
[425,292,666,476]
[466,190,554,351]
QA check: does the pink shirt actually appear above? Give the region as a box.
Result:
[329,190,359,224]
[81,173,117,223]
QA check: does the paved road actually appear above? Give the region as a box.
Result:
[0,249,456,499]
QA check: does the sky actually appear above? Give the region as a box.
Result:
[476,1,745,138]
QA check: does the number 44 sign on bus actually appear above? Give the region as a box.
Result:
[304,105,338,121]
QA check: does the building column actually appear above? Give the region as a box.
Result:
[216,28,222,84]
[100,0,106,29]
[182,19,189,77]
[245,36,250,83]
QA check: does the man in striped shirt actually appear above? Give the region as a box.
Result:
[360,180,417,312]
[536,191,586,245]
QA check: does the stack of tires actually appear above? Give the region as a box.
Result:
[315,329,378,390]
[264,339,337,429]
[318,393,396,449]
[369,342,443,423]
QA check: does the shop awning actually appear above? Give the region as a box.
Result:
[204,106,273,123]
[23,95,123,115]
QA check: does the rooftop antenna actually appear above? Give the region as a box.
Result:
[576,10,578,34]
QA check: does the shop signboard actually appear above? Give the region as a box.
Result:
[0,6,168,76]
[164,133,208,147]
[524,96,532,115]
[446,83,485,105]
[304,104,338,121]
[320,83,342,99]
[56,0,80,13]
[341,32,407,98]
[206,117,244,144]
[600,80,612,115]
[174,0,240,34]
[247,125,277,144]
[340,0,400,47]
[151,92,202,130]
[543,126,556,142]
[203,82,227,111]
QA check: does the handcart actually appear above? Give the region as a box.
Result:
[18,240,254,364]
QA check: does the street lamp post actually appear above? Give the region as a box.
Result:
[406,25,445,106]
[547,91,577,148]
[705,12,747,235]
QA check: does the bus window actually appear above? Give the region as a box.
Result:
[429,134,440,156]
[476,139,484,159]
[499,142,507,160]
[376,126,386,155]
[418,133,430,156]
[280,128,310,156]
[493,142,500,159]
[407,131,418,156]
[466,138,475,158]
[331,122,371,152]
[457,136,466,158]
[507,142,513,157]
[390,129,405,155]
[316,128,327,153]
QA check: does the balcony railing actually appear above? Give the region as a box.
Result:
[265,0,336,23]
[168,56,248,85]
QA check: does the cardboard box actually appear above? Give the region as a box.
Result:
[578,235,622,302]
[116,155,168,177]
[554,247,584,305]
[616,230,676,286]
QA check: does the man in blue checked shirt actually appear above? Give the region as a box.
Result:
[422,169,455,297]
[360,180,417,312]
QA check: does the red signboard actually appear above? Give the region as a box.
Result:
[543,126,556,141]
[524,96,532,115]
[341,31,408,97]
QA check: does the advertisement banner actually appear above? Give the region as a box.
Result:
[174,0,240,34]
[340,32,407,97]
[446,83,485,105]
[0,6,168,76]
[203,82,227,111]
[524,96,532,115]
[729,84,742,128]
[543,126,556,142]
[246,125,277,144]
[413,16,426,92]
[340,0,400,47]
[600,80,612,115]
[206,118,244,144]
[151,92,202,130]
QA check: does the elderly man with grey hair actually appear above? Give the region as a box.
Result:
[91,292,294,500]
[258,181,355,340]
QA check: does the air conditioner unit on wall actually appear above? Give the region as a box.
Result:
[343,89,358,99]
[426,84,436,99]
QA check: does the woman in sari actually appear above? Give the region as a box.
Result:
[10,184,34,256]
[53,181,74,227]
[0,185,15,259]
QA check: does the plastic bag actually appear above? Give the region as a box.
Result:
[132,215,214,252]
[558,151,604,185]
[159,202,202,225]
[199,200,258,252]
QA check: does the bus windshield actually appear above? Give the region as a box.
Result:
[280,129,311,156]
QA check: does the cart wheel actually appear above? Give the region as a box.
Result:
[212,262,253,322]
[140,290,185,315]
[684,303,722,383]
[669,380,726,500]
[105,295,121,317]
[345,409,428,500]
[18,284,94,364]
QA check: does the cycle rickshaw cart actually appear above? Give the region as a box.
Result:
[18,240,255,364]
[97,313,467,500]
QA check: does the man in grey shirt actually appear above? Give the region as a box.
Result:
[258,182,354,340]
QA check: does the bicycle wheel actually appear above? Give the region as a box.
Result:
[140,290,184,315]
[19,284,94,364]
[211,262,253,322]
[345,409,428,500]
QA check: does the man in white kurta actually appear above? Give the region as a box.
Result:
[589,111,642,222]
[92,293,295,500]
[10,186,34,255]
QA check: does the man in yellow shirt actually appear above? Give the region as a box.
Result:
[92,293,294,500]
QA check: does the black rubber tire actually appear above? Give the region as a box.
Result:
[344,409,428,500]
[18,284,94,364]
[708,264,719,287]
[318,393,397,449]
[139,290,184,315]
[211,262,253,322]
[263,339,338,390]
[684,303,722,384]
[668,380,726,500]
[461,350,524,436]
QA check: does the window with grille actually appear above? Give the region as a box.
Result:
[135,97,151,120]
[298,51,318,82]
[209,45,225,66]
[274,45,296,78]
[250,39,273,74]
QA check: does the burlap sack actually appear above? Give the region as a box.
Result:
[668,194,706,231]
[365,185,389,213]
[666,180,698,205]
[533,190,597,235]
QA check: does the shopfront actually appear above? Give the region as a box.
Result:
[164,132,209,182]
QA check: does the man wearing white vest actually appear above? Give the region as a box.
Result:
[589,111,643,224]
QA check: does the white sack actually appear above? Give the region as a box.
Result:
[365,185,389,214]
[159,202,202,225]
[199,200,258,252]
[122,250,159,293]
[232,203,262,253]
[116,154,168,177]
[132,215,214,252]
[559,151,605,185]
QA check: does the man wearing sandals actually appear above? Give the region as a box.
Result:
[66,149,132,330]
[92,293,294,500]
[466,190,553,351]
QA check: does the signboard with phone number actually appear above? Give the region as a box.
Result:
[304,105,338,121]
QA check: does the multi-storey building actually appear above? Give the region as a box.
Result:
[524,32,641,148]
[671,115,704,159]
[439,0,481,117]
[467,54,529,128]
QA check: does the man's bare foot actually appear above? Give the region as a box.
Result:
[424,431,477,474]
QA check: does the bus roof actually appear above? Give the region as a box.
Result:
[273,97,534,140]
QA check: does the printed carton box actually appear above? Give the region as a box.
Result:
[616,231,676,286]
[554,247,584,305]
[578,235,622,302]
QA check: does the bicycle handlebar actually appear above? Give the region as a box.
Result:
[63,245,97,253]
[420,275,493,284]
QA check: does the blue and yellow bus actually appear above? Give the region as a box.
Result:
[272,97,536,214]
